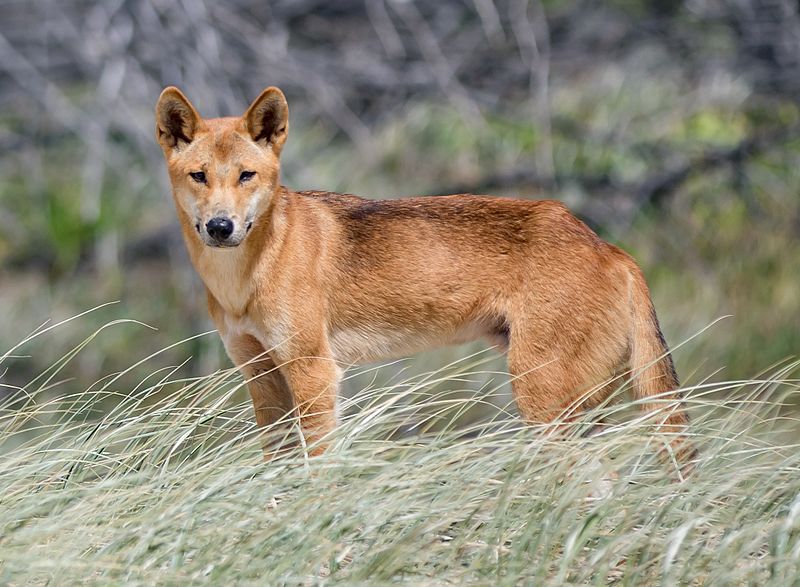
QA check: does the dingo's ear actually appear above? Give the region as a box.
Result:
[244,87,289,154]
[156,87,200,150]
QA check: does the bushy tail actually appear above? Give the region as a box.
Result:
[627,263,695,467]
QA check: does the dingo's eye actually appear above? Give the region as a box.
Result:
[239,170,256,183]
[189,171,207,184]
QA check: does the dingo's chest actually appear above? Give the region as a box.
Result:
[196,248,253,316]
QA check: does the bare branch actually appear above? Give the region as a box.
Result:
[510,0,554,180]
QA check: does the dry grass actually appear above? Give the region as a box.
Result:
[1,313,799,585]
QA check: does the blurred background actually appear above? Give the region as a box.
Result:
[1,0,798,405]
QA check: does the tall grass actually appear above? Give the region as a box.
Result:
[1,317,799,585]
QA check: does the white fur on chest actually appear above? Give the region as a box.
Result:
[197,248,252,315]
[222,313,256,339]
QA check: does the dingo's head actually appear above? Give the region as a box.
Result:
[155,86,288,248]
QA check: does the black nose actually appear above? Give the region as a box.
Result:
[206,217,234,241]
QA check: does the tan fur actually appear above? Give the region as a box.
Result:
[155,86,692,461]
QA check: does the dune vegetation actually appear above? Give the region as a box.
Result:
[2,315,799,585]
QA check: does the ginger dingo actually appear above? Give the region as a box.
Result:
[155,86,691,461]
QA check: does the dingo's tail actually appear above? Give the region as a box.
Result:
[627,262,695,468]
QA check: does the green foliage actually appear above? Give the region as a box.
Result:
[2,37,799,388]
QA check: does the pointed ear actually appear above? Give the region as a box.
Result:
[244,87,289,154]
[155,86,201,150]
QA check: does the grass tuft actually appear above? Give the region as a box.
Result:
[1,322,799,585]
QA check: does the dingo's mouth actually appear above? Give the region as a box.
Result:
[206,241,241,249]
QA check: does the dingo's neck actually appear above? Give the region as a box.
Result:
[195,244,254,316]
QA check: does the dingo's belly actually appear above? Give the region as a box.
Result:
[329,317,509,364]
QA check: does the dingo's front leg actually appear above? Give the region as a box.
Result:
[224,334,296,457]
[277,351,340,456]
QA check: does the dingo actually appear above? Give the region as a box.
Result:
[156,86,691,460]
